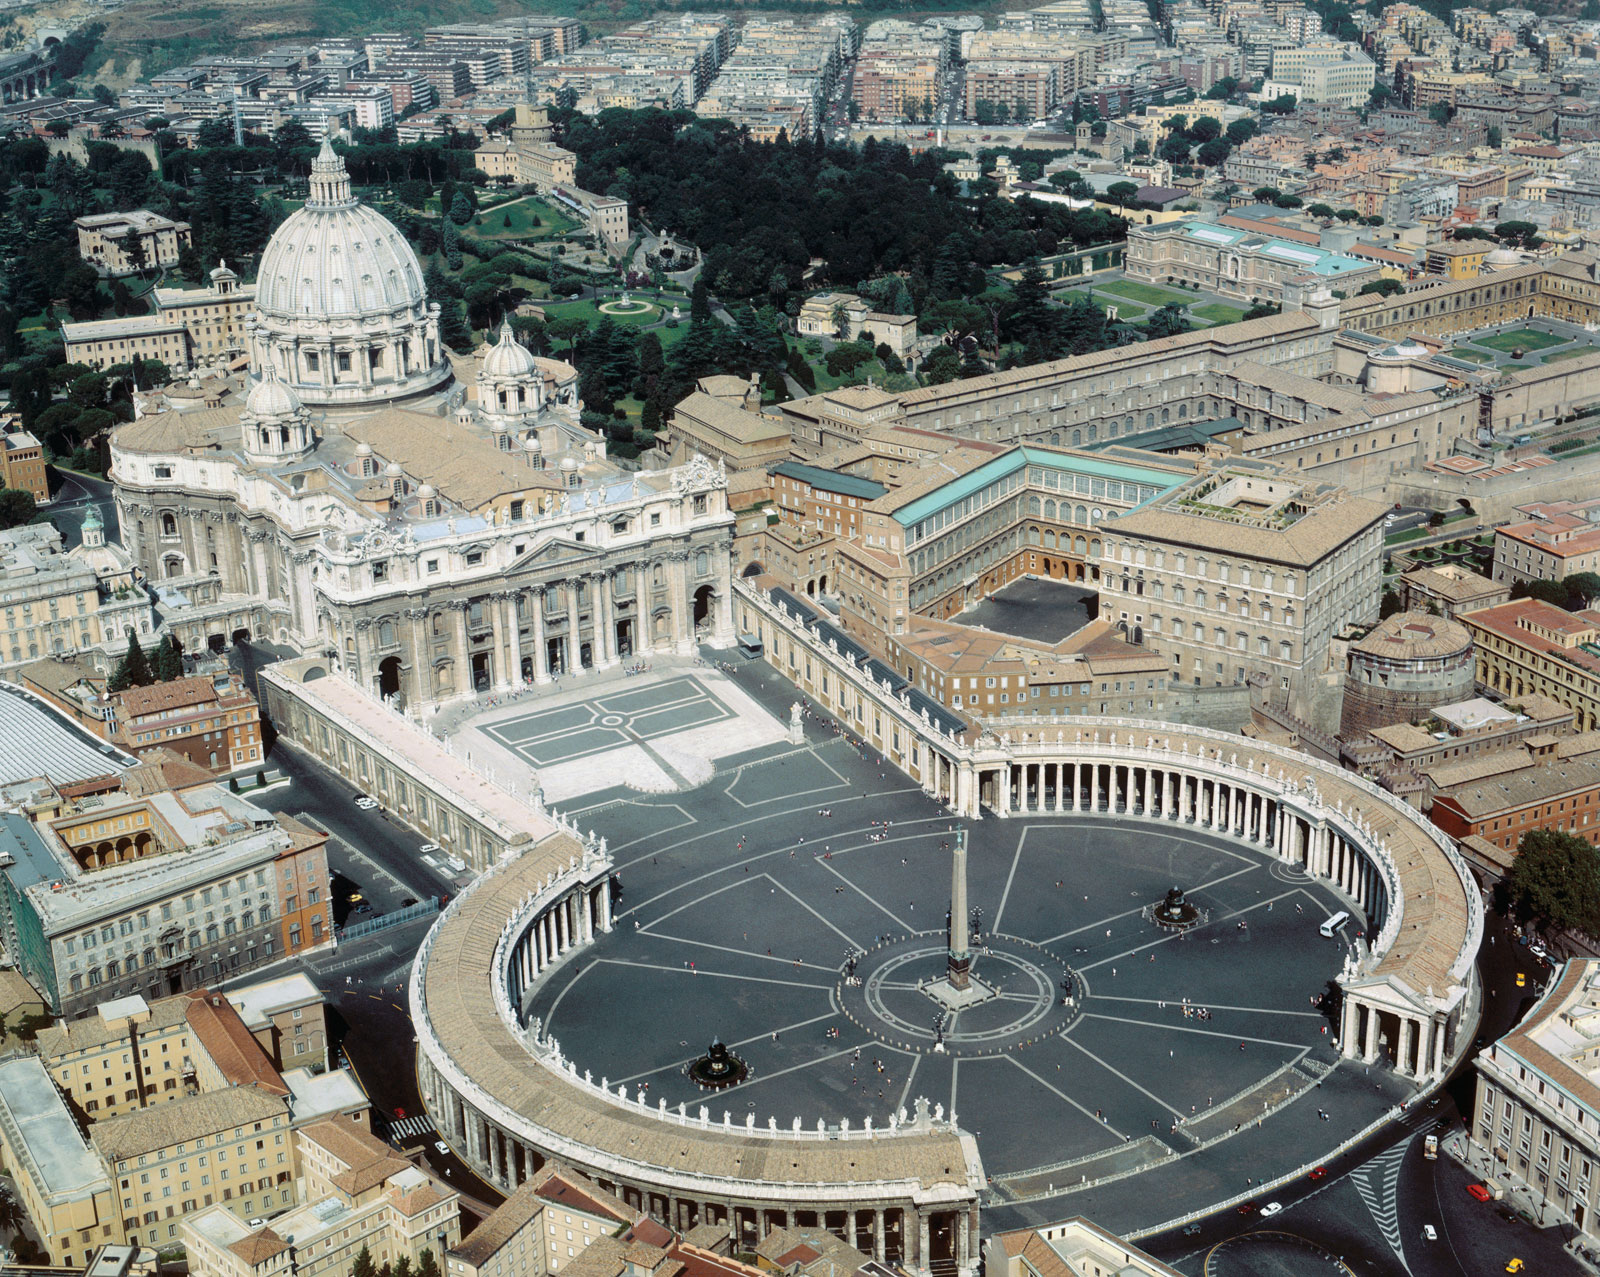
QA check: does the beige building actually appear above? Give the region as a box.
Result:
[447,1162,637,1277]
[92,1084,295,1249]
[1397,563,1511,618]
[1471,961,1600,1238]
[183,1122,460,1277]
[986,1219,1180,1277]
[662,375,790,472]
[1493,499,1600,586]
[475,104,578,193]
[76,212,191,278]
[0,1055,120,1266]
[1126,219,1381,305]
[1099,468,1386,709]
[64,263,256,374]
[795,293,918,359]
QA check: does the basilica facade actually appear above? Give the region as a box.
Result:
[109,141,735,708]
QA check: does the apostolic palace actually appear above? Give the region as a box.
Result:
[108,140,736,704]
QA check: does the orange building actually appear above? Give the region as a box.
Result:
[274,814,334,957]
[1429,751,1600,850]
[0,420,49,503]
[111,671,264,774]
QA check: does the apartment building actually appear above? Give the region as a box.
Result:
[1462,599,1600,733]
[185,1122,457,1277]
[0,747,333,1018]
[110,672,264,775]
[1097,467,1386,706]
[0,1056,119,1265]
[1472,962,1600,1239]
[1,420,51,503]
[1492,500,1600,586]
[75,212,191,279]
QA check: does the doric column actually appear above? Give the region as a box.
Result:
[874,1211,886,1262]
[1397,1017,1413,1075]
[451,600,470,694]
[405,607,432,704]
[999,766,1012,816]
[918,1212,929,1269]
[673,551,694,654]
[582,888,594,943]
[1054,763,1065,813]
[1340,995,1359,1057]
[594,571,617,666]
[600,881,612,932]
[1431,1018,1446,1077]
[1363,1001,1380,1062]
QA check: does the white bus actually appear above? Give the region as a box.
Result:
[1320,911,1350,939]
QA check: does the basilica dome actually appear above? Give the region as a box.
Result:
[247,139,449,410]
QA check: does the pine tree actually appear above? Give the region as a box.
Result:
[441,217,462,271]
[449,191,473,226]
[352,1245,377,1277]
[690,277,711,326]
[156,634,184,683]
[417,1251,440,1277]
[109,632,152,693]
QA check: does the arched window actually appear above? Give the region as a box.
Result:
[378,620,396,647]
[696,550,709,576]
[160,512,177,537]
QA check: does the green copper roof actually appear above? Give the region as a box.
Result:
[892,446,1187,528]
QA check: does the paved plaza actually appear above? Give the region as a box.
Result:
[519,666,1419,1235]
[434,663,787,802]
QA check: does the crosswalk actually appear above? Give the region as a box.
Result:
[385,1114,437,1143]
[1350,1140,1411,1275]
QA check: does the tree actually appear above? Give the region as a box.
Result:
[1273,194,1303,209]
[156,634,184,683]
[1196,138,1232,168]
[1368,82,1395,107]
[1378,587,1404,620]
[195,118,234,150]
[547,314,588,354]
[353,1245,378,1277]
[1225,119,1258,147]
[449,191,474,226]
[0,488,35,530]
[417,1251,441,1277]
[1308,203,1336,220]
[1144,303,1192,340]
[1105,181,1141,208]
[690,277,711,326]
[1252,187,1280,205]
[1427,102,1452,126]
[1486,126,1502,149]
[1509,578,1570,607]
[109,632,153,693]
[1508,828,1600,937]
[1567,572,1600,610]
[1358,278,1404,297]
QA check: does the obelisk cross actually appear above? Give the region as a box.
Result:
[948,827,971,990]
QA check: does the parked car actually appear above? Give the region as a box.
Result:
[421,855,441,870]
[1467,1183,1493,1202]
[444,854,468,873]
[1236,1201,1258,1216]
[420,843,441,855]
[1308,1166,1328,1181]
[1422,1225,1437,1241]
[435,1141,451,1155]
[1259,1202,1283,1218]
[354,794,379,810]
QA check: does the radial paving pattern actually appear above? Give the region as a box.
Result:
[532,748,1361,1200]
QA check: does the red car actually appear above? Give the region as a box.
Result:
[1466,1183,1492,1202]
[1236,1201,1258,1215]
[1308,1166,1329,1181]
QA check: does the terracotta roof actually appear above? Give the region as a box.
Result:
[389,1179,447,1215]
[186,992,289,1096]
[298,1118,410,1192]
[89,1084,288,1161]
[1350,612,1472,661]
[535,1166,636,1223]
[114,675,221,719]
[1108,485,1387,568]
[229,1226,289,1265]
[120,748,218,796]
[342,407,562,513]
[452,1181,544,1266]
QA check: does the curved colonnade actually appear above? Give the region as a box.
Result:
[412,828,985,1277]
[412,582,1484,1263]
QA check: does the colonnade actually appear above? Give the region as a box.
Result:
[505,875,613,1010]
[414,1066,977,1277]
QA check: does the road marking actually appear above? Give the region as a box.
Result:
[1008,1055,1130,1140]
[1349,1140,1411,1274]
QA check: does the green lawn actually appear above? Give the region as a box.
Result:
[1446,347,1494,364]
[1543,348,1598,364]
[1471,328,1569,354]
[473,196,581,240]
[541,295,689,331]
[1190,302,1247,325]
[1059,290,1146,319]
[1097,278,1191,307]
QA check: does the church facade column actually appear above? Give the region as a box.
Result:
[507,591,524,685]
[672,551,695,654]
[490,593,510,689]
[566,580,584,675]
[530,587,550,682]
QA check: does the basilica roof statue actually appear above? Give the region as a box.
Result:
[248,139,450,409]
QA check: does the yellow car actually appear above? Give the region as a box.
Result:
[1506,1259,1525,1273]
[1516,973,1526,988]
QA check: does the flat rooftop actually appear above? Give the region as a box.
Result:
[956,577,1098,647]
[0,1056,109,1202]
